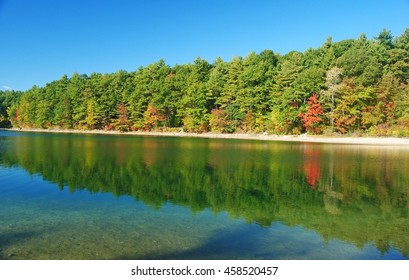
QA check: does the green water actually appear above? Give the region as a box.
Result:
[0,130,408,259]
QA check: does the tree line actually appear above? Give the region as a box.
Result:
[1,28,409,135]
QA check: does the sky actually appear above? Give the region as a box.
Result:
[0,0,408,91]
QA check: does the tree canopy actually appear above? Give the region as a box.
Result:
[2,28,409,136]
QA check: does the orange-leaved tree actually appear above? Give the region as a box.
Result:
[301,93,323,134]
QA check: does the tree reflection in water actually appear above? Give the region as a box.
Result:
[0,132,408,257]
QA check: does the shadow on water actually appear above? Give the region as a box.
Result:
[0,230,41,259]
[114,226,265,260]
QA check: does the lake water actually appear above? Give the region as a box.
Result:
[0,130,408,260]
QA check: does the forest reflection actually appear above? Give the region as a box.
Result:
[0,132,408,256]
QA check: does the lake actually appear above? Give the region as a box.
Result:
[0,130,408,260]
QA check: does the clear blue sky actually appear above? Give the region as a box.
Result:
[1,0,408,91]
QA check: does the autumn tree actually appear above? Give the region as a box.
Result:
[322,67,343,130]
[300,93,324,134]
[3,29,409,136]
[334,78,376,133]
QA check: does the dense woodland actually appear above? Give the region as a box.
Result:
[1,29,409,135]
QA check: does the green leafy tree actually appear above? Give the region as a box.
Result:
[272,51,305,133]
[334,78,376,133]
[2,29,409,136]
[216,56,243,108]
[238,50,278,131]
[69,73,88,128]
[207,57,228,110]
[376,28,394,49]
[337,34,382,86]
[362,74,400,129]
[180,57,212,132]
[0,90,21,127]
[52,75,73,128]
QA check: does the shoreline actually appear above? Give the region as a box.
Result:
[3,127,409,146]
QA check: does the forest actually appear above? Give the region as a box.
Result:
[1,28,409,136]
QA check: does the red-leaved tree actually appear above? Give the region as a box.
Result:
[301,93,323,134]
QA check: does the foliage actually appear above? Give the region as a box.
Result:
[300,93,324,134]
[0,90,22,127]
[1,29,409,135]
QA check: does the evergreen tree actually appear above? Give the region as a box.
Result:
[3,29,409,136]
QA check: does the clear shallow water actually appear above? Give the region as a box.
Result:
[0,130,408,259]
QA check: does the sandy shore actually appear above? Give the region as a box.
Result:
[4,127,409,146]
